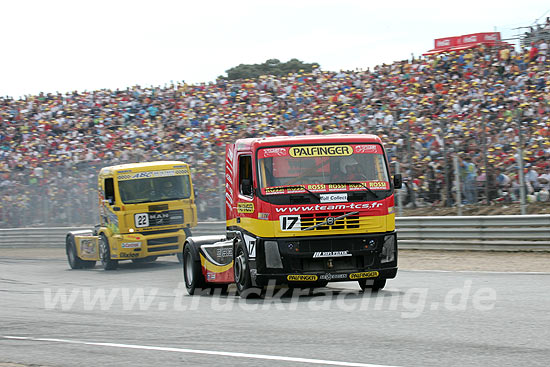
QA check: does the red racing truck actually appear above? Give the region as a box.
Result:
[182,134,402,297]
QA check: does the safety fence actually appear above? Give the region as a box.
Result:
[1,215,549,251]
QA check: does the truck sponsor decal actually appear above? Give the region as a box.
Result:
[260,147,288,158]
[237,202,254,214]
[121,242,141,249]
[320,193,348,203]
[258,212,269,220]
[216,247,233,258]
[353,144,382,154]
[313,251,351,258]
[349,271,379,279]
[319,273,349,280]
[265,186,285,194]
[275,202,383,213]
[287,274,318,281]
[368,181,388,190]
[289,145,352,157]
[79,238,97,256]
[118,169,189,181]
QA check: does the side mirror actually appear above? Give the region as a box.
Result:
[393,174,403,189]
[241,179,253,196]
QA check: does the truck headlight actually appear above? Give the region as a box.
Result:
[264,241,283,269]
[381,235,395,263]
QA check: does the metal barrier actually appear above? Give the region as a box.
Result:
[397,215,550,251]
[1,215,549,251]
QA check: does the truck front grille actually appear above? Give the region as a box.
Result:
[148,245,179,252]
[300,212,383,232]
[147,236,178,246]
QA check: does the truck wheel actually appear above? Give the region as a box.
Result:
[99,234,118,270]
[66,236,84,269]
[234,244,262,298]
[358,278,386,292]
[183,244,207,295]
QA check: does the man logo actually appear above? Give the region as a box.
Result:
[326,217,335,226]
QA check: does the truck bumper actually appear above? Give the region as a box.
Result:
[255,267,397,286]
[254,231,398,286]
[113,229,187,259]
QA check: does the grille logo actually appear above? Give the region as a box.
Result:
[313,251,351,258]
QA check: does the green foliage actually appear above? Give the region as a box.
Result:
[224,58,320,80]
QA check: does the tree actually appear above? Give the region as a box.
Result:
[224,58,320,80]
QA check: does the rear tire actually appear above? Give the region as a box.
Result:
[358,278,386,292]
[183,244,207,295]
[66,236,84,269]
[66,236,96,269]
[99,233,118,270]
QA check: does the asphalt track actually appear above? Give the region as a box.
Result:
[1,255,549,367]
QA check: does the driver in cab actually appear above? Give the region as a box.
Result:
[339,157,367,181]
[160,180,179,198]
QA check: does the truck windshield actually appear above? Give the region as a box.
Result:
[118,174,192,204]
[257,144,390,195]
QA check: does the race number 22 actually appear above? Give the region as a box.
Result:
[135,213,149,228]
[280,215,301,231]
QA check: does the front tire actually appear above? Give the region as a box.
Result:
[234,244,262,298]
[99,233,118,270]
[358,278,386,292]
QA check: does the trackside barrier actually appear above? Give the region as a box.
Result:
[1,215,549,251]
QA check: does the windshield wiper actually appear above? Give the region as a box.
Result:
[328,181,379,199]
[279,185,321,201]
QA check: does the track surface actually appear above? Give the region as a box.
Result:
[1,254,549,367]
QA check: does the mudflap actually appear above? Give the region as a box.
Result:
[199,238,235,284]
[73,233,100,261]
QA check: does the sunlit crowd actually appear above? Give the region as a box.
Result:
[1,40,549,226]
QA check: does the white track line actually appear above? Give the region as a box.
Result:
[2,336,401,367]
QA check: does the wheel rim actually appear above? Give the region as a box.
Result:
[184,252,194,286]
[234,251,246,287]
[99,237,108,264]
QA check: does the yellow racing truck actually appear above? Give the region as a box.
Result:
[66,161,198,270]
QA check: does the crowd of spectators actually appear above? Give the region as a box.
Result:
[1,41,550,227]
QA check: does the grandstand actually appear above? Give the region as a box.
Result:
[1,28,549,227]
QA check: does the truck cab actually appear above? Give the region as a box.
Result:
[66,161,197,270]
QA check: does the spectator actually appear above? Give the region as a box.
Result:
[1,41,549,227]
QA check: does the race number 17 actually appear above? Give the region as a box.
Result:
[280,215,301,231]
